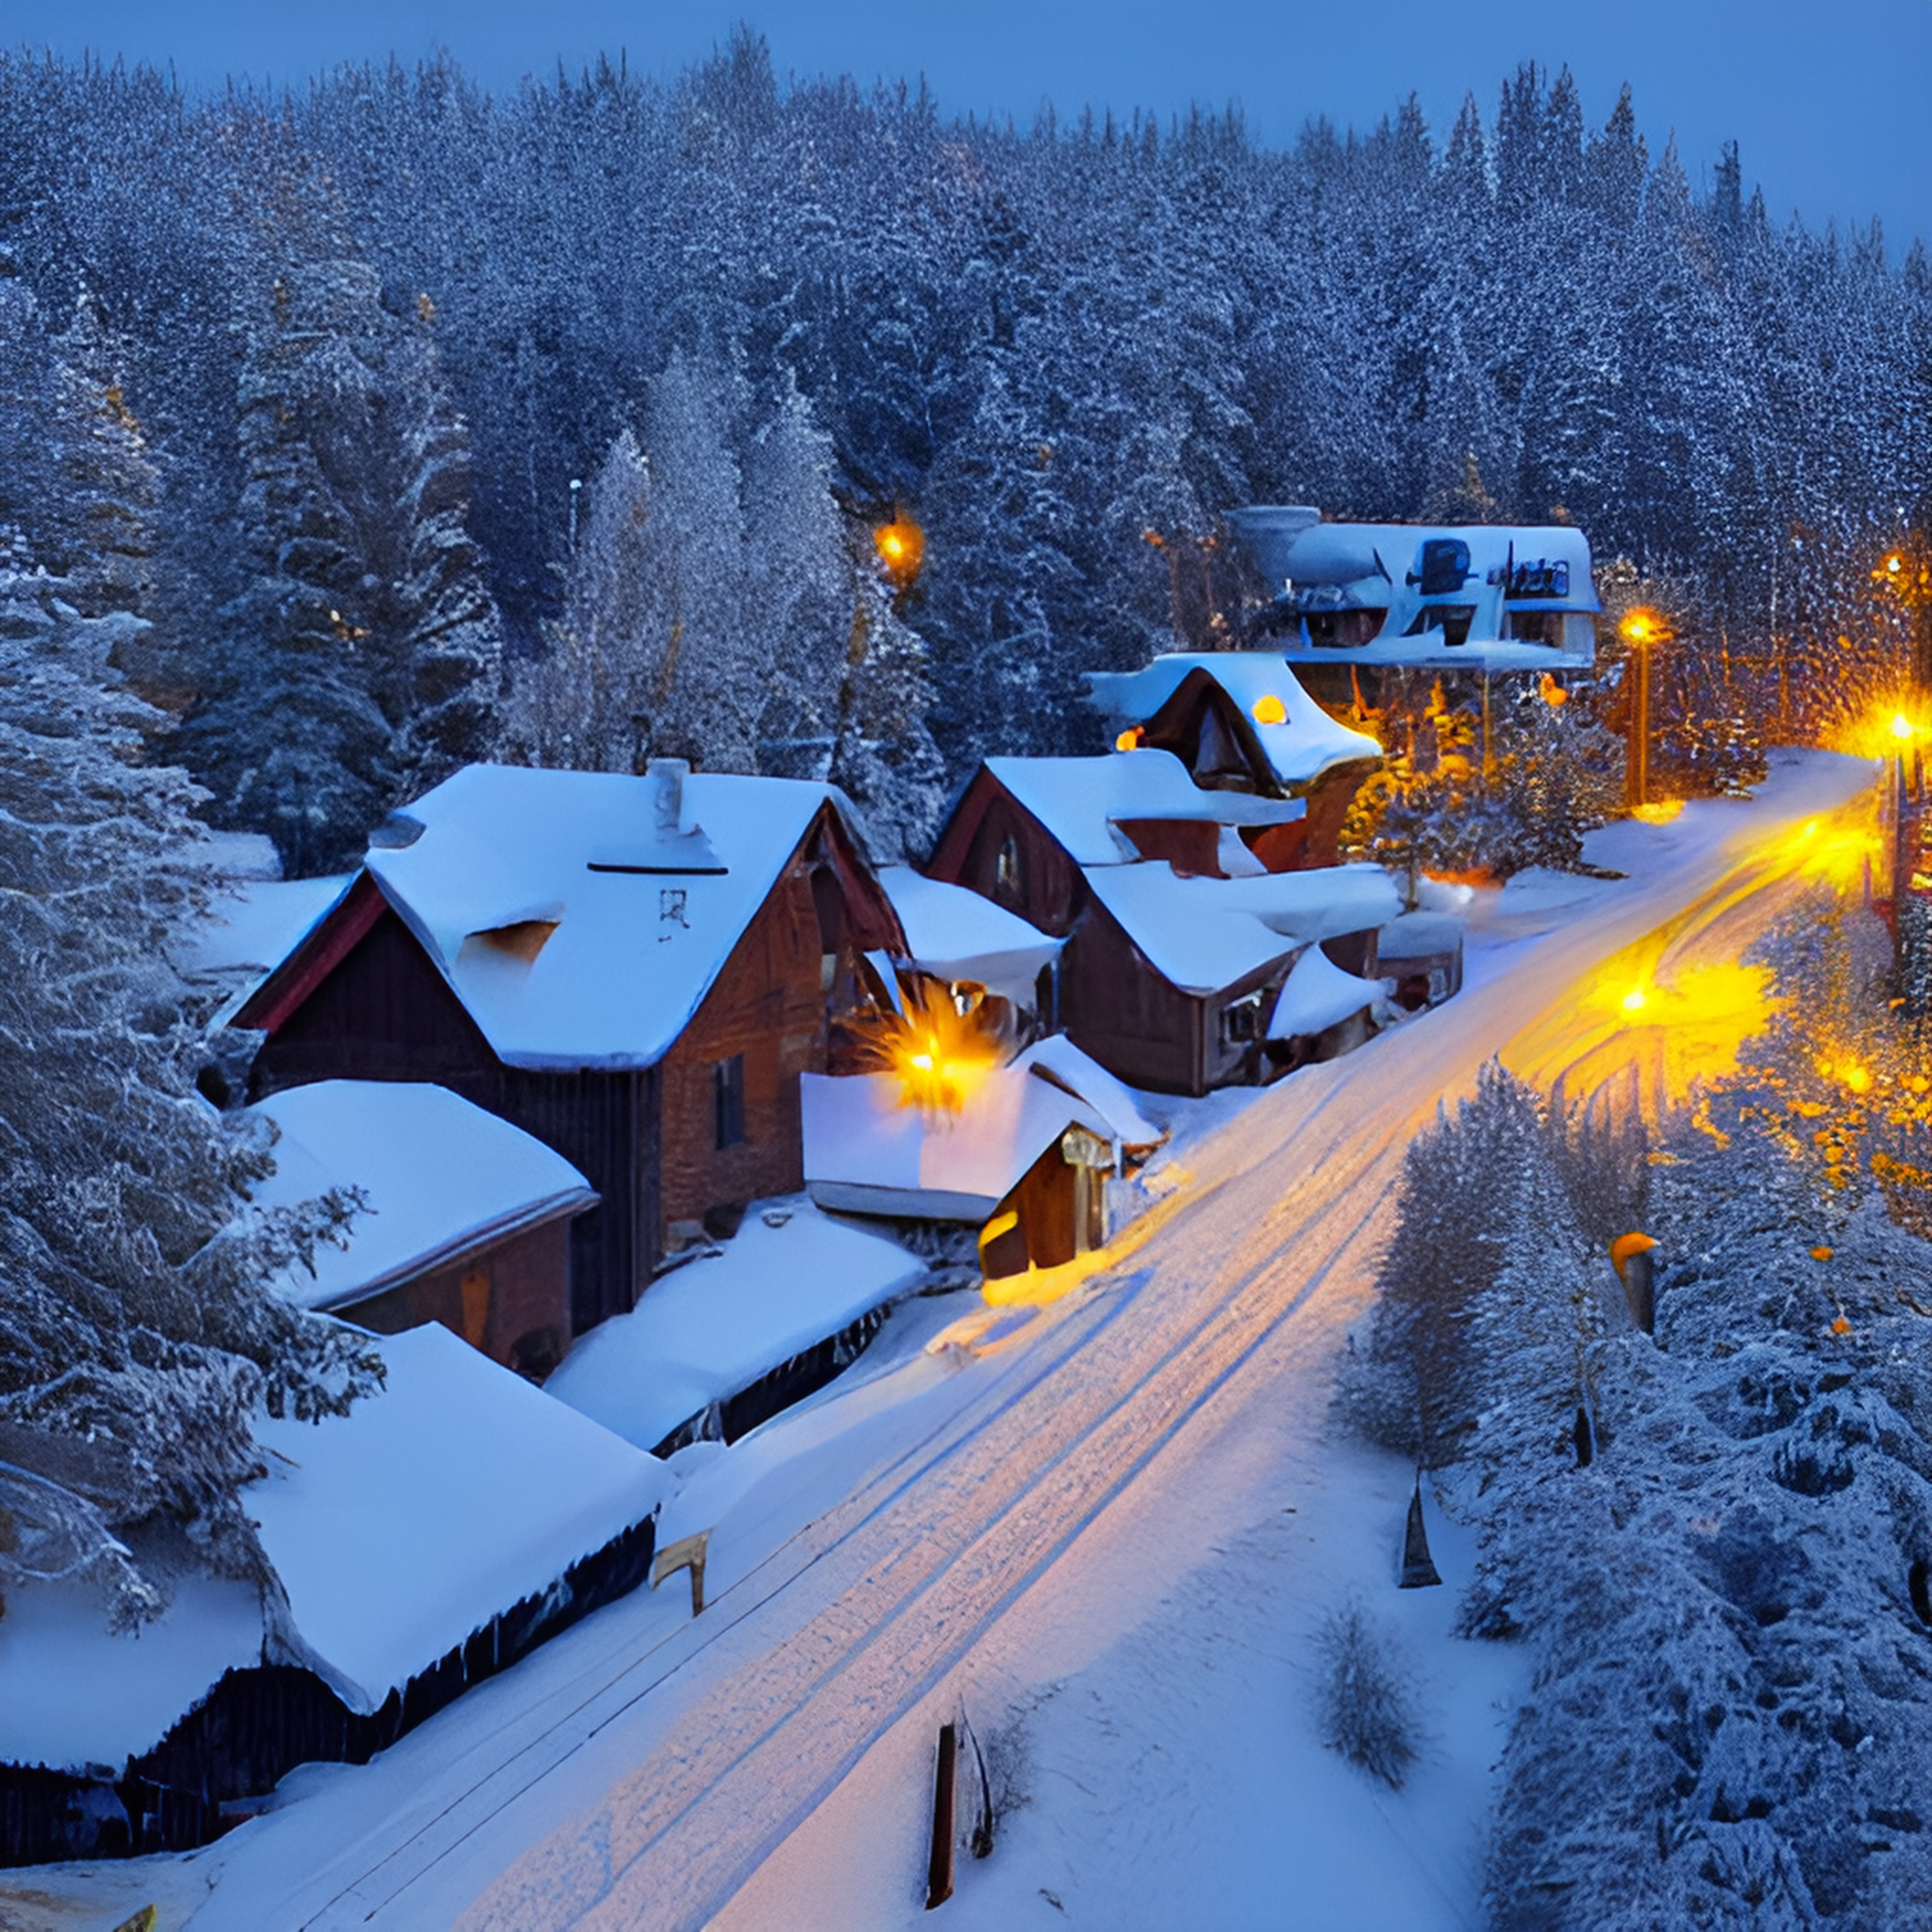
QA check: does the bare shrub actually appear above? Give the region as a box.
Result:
[1315,1601,1421,1789]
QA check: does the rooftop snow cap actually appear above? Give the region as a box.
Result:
[588,758,725,875]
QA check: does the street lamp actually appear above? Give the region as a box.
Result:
[874,510,925,591]
[1619,607,1674,808]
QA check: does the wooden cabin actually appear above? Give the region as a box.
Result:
[1083,653,1384,866]
[924,751,1400,1095]
[246,1081,596,1378]
[236,760,903,1334]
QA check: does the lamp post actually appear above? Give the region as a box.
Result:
[1620,607,1674,808]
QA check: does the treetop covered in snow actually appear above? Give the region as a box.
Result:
[543,1198,928,1454]
[361,761,874,1071]
[250,1323,665,1714]
[803,1067,1116,1220]
[1083,654,1384,786]
[244,1081,594,1312]
[879,864,1062,1008]
[1081,860,1402,995]
[986,750,1305,867]
[1228,510,1601,670]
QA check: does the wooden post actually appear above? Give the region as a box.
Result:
[925,1723,958,1909]
[1628,641,1651,808]
[651,1529,709,1617]
[1622,1249,1656,1335]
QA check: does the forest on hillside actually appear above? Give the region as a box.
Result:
[1,33,1927,873]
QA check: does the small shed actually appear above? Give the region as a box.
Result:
[0,1324,665,1865]
[1265,943,1396,1072]
[1376,911,1465,1011]
[801,1066,1120,1281]
[543,1198,929,1456]
[246,1080,597,1377]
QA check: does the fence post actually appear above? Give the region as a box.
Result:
[925,1722,958,1909]
[650,1530,709,1617]
[1397,1474,1441,1590]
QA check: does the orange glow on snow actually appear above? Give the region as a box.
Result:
[1115,725,1143,752]
[1630,800,1683,824]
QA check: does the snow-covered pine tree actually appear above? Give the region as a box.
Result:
[174,240,503,875]
[0,527,380,1627]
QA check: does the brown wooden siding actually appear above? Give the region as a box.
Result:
[332,1215,576,1377]
[1057,896,1210,1095]
[1303,760,1378,867]
[924,769,1085,936]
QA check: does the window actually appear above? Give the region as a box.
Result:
[1222,991,1266,1046]
[714,1054,745,1149]
[995,834,1024,900]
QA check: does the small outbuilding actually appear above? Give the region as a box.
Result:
[543,1198,929,1456]
[1375,911,1466,1012]
[246,1080,597,1377]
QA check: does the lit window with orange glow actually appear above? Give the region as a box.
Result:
[1115,726,1143,752]
[1250,692,1288,726]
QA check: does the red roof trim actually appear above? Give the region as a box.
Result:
[232,871,391,1035]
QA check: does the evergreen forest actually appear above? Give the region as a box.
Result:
[1,34,1926,873]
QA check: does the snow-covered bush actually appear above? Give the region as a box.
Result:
[1314,1600,1422,1790]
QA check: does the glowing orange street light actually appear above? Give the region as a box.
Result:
[1893,712,1915,742]
[874,511,924,590]
[1619,606,1674,808]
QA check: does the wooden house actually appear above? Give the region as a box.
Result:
[924,749,1400,1094]
[246,1081,596,1378]
[0,1324,664,1866]
[1083,653,1384,867]
[235,759,903,1334]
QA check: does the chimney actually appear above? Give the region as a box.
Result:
[648,758,688,840]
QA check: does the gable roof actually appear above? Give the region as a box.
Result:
[983,749,1304,867]
[242,764,893,1072]
[1084,655,1383,788]
[246,1082,595,1310]
[1081,861,1402,995]
[1267,942,1393,1040]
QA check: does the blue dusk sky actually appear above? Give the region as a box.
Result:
[7,0,1929,250]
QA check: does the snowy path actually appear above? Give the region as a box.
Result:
[7,752,1877,1932]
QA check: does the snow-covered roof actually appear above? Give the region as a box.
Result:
[1009,1034,1165,1146]
[1377,911,1466,960]
[1083,655,1383,787]
[1266,944,1392,1041]
[880,865,1062,1007]
[985,750,1304,867]
[542,1199,928,1454]
[0,1574,263,1774]
[803,1068,1114,1221]
[1082,861,1403,995]
[360,762,865,1072]
[245,1082,595,1311]
[251,1323,666,1713]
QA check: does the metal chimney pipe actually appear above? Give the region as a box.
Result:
[647,758,688,839]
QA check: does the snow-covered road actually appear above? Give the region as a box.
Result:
[7,751,1878,1932]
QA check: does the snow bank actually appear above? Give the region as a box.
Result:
[879,865,1061,1006]
[985,750,1303,866]
[0,1574,263,1774]
[251,1324,666,1713]
[1082,860,1401,993]
[1268,943,1392,1040]
[185,874,355,988]
[542,1200,928,1453]
[364,764,856,1070]
[803,1068,1114,1219]
[245,1082,594,1311]
[1084,652,1383,785]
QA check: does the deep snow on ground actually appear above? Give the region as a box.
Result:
[0,750,1882,1932]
